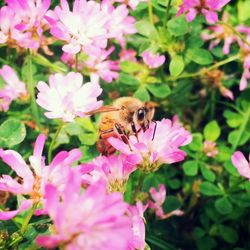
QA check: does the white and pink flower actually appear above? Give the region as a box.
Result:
[0,65,27,111]
[36,72,103,122]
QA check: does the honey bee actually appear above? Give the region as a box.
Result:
[87,97,158,155]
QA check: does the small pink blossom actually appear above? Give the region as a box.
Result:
[119,48,137,62]
[219,86,234,100]
[108,0,148,10]
[80,154,136,192]
[0,134,82,220]
[108,118,192,172]
[102,2,136,46]
[85,47,120,84]
[0,65,27,111]
[36,177,132,250]
[36,72,103,122]
[141,51,166,69]
[127,202,147,250]
[231,151,250,180]
[203,140,219,157]
[177,0,231,24]
[201,13,237,55]
[148,184,184,219]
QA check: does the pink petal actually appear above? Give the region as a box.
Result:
[0,199,33,220]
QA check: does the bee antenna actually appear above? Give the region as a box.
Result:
[152,120,157,141]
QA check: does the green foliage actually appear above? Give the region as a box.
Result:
[0,119,26,148]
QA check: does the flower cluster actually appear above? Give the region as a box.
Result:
[0,65,27,111]
[0,134,82,220]
[36,72,103,122]
[109,118,192,172]
[148,184,184,219]
[0,0,52,53]
[177,0,231,24]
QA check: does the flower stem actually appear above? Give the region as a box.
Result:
[231,105,250,152]
[27,53,42,131]
[164,0,172,26]
[167,54,240,81]
[20,205,36,235]
[75,53,79,72]
[218,22,250,48]
[148,0,154,25]
[48,122,64,163]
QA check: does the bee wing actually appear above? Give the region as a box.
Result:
[85,106,120,115]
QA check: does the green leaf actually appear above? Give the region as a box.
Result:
[146,84,171,98]
[120,61,144,73]
[197,236,217,250]
[223,110,243,128]
[199,182,223,196]
[183,160,199,176]
[218,225,238,244]
[224,160,239,176]
[0,119,26,148]
[200,164,216,182]
[167,16,188,36]
[163,195,182,213]
[119,73,140,86]
[215,197,233,215]
[187,48,213,65]
[188,133,203,151]
[133,86,150,101]
[204,121,221,141]
[135,20,158,37]
[238,0,250,22]
[228,129,250,147]
[169,55,185,76]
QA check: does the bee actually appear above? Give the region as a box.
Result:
[87,97,158,155]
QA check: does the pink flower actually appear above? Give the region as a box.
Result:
[107,0,148,10]
[231,151,250,180]
[84,47,120,84]
[0,134,82,220]
[102,2,136,46]
[119,48,137,62]
[0,6,20,47]
[0,65,27,111]
[3,0,52,52]
[235,25,250,90]
[201,13,237,55]
[177,0,231,24]
[219,86,234,100]
[36,177,132,250]
[46,0,109,54]
[108,118,192,172]
[148,184,184,219]
[127,202,147,250]
[141,51,166,69]
[36,72,103,122]
[80,154,136,192]
[203,140,219,157]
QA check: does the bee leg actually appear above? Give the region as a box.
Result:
[152,120,157,141]
[115,123,133,152]
[131,122,139,142]
[99,128,114,138]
